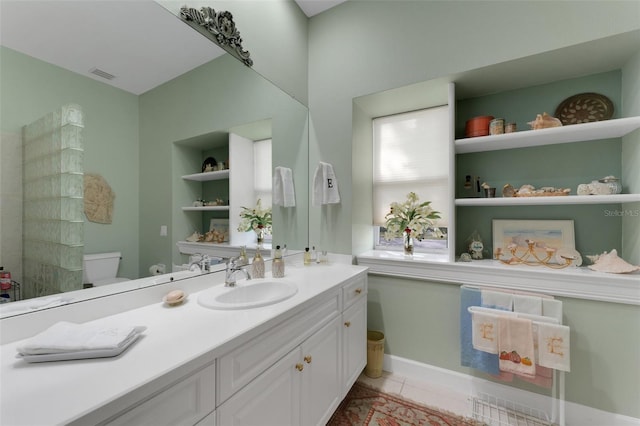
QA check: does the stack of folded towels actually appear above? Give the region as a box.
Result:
[17,321,145,362]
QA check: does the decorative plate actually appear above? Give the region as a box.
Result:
[554,92,613,125]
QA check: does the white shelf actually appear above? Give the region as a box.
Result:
[182,206,230,211]
[182,169,230,181]
[455,194,640,206]
[356,252,640,305]
[455,116,640,154]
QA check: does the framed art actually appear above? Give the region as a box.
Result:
[492,219,575,264]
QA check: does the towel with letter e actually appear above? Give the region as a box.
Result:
[312,161,340,206]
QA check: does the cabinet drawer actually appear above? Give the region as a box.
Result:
[105,364,215,426]
[342,274,367,309]
[217,292,340,404]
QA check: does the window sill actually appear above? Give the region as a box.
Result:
[356,250,640,305]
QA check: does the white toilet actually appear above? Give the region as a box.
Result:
[83,252,130,286]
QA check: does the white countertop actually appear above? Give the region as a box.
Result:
[0,260,367,426]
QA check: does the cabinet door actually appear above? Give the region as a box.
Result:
[300,316,342,426]
[342,297,367,395]
[105,364,215,426]
[217,348,301,426]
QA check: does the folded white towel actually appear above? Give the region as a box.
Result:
[17,321,145,355]
[537,323,571,372]
[272,166,296,207]
[312,161,340,206]
[513,294,542,315]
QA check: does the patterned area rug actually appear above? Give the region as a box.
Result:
[327,382,485,426]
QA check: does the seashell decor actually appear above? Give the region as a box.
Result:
[528,112,563,130]
[587,249,640,274]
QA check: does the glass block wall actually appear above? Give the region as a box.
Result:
[22,104,84,298]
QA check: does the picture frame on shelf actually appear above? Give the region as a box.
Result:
[492,219,575,264]
[209,219,230,243]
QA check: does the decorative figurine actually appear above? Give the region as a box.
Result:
[528,112,562,130]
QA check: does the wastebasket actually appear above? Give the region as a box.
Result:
[365,330,385,378]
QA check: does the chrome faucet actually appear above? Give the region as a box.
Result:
[225,256,251,287]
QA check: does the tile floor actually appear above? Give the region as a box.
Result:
[356,370,475,419]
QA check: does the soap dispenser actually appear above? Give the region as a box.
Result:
[303,247,311,265]
[251,248,265,279]
[272,245,285,278]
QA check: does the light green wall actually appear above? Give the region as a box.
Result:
[367,276,640,417]
[307,0,640,418]
[138,54,308,272]
[308,0,640,255]
[0,47,140,279]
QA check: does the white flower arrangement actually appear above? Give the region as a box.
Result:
[237,199,272,234]
[384,192,440,240]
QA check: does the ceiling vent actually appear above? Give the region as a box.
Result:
[89,67,116,80]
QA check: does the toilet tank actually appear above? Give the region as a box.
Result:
[83,252,122,284]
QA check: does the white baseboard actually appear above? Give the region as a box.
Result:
[382,354,640,426]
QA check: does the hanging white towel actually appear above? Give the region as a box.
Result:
[513,294,543,315]
[312,161,340,206]
[272,166,296,207]
[469,306,516,354]
[537,323,571,372]
[542,298,563,323]
[481,290,513,311]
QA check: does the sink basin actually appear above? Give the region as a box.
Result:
[198,279,298,310]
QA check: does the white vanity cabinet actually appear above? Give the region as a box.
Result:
[217,273,368,426]
[218,316,342,426]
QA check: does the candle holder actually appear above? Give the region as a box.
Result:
[494,240,577,269]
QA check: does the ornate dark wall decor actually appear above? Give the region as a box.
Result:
[180,6,253,67]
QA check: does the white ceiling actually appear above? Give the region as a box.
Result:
[0,0,343,95]
[295,0,347,17]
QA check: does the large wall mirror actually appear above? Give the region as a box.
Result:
[0,1,309,313]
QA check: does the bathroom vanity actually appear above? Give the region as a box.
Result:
[0,259,367,426]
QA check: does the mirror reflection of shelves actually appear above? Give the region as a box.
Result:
[181,170,231,211]
[182,169,230,182]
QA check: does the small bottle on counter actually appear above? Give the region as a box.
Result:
[238,246,249,266]
[272,245,285,278]
[251,248,265,279]
[311,246,318,263]
[304,247,312,265]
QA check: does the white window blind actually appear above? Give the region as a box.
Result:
[254,139,272,206]
[373,105,450,227]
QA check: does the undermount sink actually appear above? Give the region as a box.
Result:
[198,279,298,310]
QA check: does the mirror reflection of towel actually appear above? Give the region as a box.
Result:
[312,162,340,206]
[273,166,296,207]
